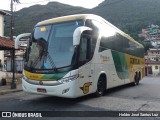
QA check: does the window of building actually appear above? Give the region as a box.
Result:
[155,66,158,69]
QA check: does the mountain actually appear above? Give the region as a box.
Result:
[4,0,160,41]
[4,2,88,36]
[90,0,160,40]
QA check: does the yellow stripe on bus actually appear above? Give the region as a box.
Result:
[24,70,44,80]
[125,54,144,81]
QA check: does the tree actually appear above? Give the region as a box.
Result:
[142,42,154,54]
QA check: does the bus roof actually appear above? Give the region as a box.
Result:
[36,14,144,48]
[36,14,97,26]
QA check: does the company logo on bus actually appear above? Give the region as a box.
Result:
[30,74,39,79]
[80,82,92,94]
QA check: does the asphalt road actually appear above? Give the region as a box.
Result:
[0,76,160,120]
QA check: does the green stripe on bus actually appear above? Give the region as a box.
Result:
[111,50,129,79]
[41,72,68,81]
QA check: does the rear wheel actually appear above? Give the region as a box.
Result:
[133,73,139,86]
[95,76,106,97]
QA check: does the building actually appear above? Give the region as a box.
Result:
[4,49,24,72]
[0,36,14,84]
[0,10,10,70]
[139,24,160,47]
[139,24,160,76]
[145,48,160,76]
[0,9,10,35]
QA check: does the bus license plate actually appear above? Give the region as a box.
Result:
[37,88,47,93]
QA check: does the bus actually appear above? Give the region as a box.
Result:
[15,14,144,98]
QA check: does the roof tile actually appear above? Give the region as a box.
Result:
[0,36,14,49]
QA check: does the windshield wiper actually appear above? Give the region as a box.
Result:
[30,50,57,72]
[44,51,58,72]
[30,55,41,70]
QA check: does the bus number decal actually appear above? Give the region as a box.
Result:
[100,55,110,62]
[80,82,92,94]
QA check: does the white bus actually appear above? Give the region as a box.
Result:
[15,14,144,98]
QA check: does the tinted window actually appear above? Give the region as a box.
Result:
[33,25,51,42]
[99,23,144,58]
[79,37,88,61]
[26,20,83,69]
[85,19,99,58]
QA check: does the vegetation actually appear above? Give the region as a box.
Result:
[4,0,160,48]
[140,42,153,54]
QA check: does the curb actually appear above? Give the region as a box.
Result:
[0,89,22,95]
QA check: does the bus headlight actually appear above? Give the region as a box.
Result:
[58,74,79,84]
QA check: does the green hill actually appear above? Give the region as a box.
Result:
[91,0,160,40]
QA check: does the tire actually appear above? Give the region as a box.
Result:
[95,76,106,97]
[132,74,139,86]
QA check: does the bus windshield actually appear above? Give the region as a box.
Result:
[25,20,83,70]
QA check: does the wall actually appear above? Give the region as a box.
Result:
[0,14,4,68]
[0,14,4,35]
[6,57,24,72]
[151,65,160,76]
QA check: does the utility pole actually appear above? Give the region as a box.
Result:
[10,0,16,89]
[10,0,13,40]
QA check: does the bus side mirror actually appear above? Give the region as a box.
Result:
[73,26,92,46]
[15,33,31,49]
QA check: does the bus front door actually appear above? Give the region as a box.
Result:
[78,35,94,95]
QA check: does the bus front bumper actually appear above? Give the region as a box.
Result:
[22,78,79,98]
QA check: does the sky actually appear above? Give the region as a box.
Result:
[0,0,104,11]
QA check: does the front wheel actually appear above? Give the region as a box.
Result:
[95,76,106,97]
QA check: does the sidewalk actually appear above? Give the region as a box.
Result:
[0,82,22,95]
[0,72,23,95]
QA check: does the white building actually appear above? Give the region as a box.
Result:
[0,10,10,68]
[145,48,160,76]
[139,24,160,48]
[0,10,25,72]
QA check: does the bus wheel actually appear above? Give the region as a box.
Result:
[133,74,139,86]
[95,76,106,97]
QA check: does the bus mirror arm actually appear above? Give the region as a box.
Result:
[24,47,30,62]
[73,26,92,46]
